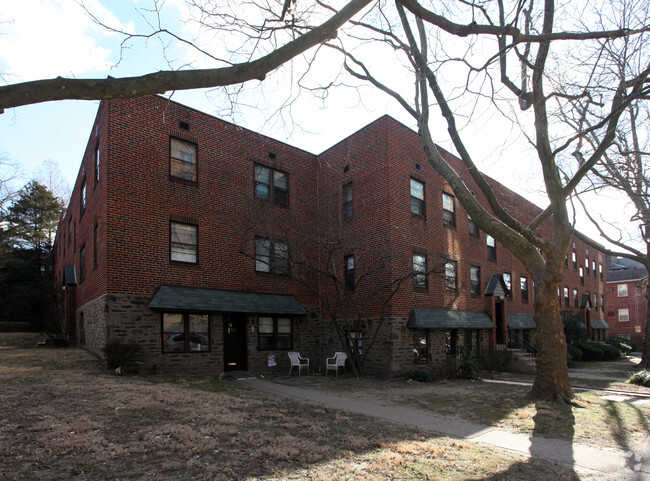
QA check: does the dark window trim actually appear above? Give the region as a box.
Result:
[170,221,199,264]
[413,251,428,290]
[254,237,290,274]
[257,316,293,351]
[442,192,456,227]
[520,276,529,303]
[470,265,481,295]
[410,178,425,218]
[170,136,199,183]
[161,312,211,354]
[342,182,353,220]
[344,255,355,293]
[487,235,497,261]
[254,163,290,206]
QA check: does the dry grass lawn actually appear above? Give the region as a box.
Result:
[274,356,650,454]
[0,333,629,480]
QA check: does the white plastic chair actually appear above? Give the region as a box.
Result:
[326,351,347,376]
[288,352,309,376]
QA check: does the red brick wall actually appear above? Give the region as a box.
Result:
[606,278,647,345]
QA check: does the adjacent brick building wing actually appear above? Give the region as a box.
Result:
[53,95,608,376]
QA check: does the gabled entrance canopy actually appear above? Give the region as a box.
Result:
[148,285,307,315]
[484,274,510,297]
[408,308,495,329]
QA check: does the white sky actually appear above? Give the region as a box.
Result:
[0,0,640,253]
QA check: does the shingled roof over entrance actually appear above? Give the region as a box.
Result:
[407,308,495,329]
[148,285,307,315]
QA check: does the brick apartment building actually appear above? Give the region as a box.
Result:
[53,95,608,377]
[606,257,648,346]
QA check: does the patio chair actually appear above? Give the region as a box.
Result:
[288,352,309,376]
[326,351,347,376]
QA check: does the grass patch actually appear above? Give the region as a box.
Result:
[0,333,633,480]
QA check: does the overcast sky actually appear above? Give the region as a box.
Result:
[0,0,639,252]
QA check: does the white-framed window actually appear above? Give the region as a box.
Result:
[258,316,292,350]
[618,284,628,297]
[618,308,630,322]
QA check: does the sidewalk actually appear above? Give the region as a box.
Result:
[246,378,648,479]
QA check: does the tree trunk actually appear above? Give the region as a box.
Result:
[530,278,574,403]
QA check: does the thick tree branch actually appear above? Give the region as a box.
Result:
[0,0,372,112]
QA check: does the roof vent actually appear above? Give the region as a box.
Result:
[268,152,277,160]
[415,162,422,171]
[343,164,350,173]
[179,121,190,131]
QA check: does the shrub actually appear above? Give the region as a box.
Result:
[567,344,582,364]
[600,343,621,361]
[575,342,604,362]
[561,310,588,345]
[607,337,637,354]
[406,369,433,382]
[102,339,142,371]
[457,351,478,380]
[629,370,650,387]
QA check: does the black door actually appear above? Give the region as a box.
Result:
[224,314,247,371]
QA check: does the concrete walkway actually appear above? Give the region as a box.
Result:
[245,378,649,479]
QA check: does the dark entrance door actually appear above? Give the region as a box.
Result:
[495,300,505,345]
[224,314,247,371]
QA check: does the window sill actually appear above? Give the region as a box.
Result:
[169,175,199,186]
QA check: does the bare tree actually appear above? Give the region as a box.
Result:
[233,192,447,376]
[287,0,648,403]
[0,0,373,112]
[552,0,650,365]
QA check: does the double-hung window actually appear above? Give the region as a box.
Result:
[618,284,628,297]
[413,253,427,289]
[468,216,479,236]
[344,255,355,292]
[342,182,353,219]
[170,222,198,263]
[162,313,209,353]
[445,261,457,291]
[442,192,456,227]
[255,237,289,274]
[521,276,529,303]
[563,286,569,307]
[410,178,425,216]
[255,164,289,205]
[503,273,512,298]
[573,289,579,308]
[487,235,497,260]
[258,316,292,350]
[470,266,481,295]
[618,308,630,322]
[170,138,198,181]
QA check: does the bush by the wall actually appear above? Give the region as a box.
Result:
[629,370,650,387]
[457,351,478,380]
[567,344,582,364]
[102,339,142,371]
[600,343,621,361]
[607,337,637,354]
[406,369,433,382]
[575,342,604,361]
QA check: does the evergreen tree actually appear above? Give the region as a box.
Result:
[2,181,64,253]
